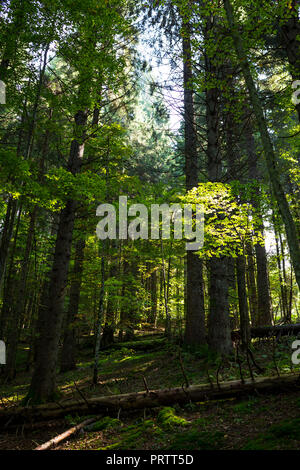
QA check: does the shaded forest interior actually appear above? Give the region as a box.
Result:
[0,0,300,451]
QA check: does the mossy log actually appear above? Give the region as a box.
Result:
[1,374,299,426]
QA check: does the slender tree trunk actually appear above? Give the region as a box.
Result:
[224,0,300,291]
[0,205,22,343]
[0,0,29,82]
[118,253,129,341]
[0,21,40,285]
[4,107,52,379]
[246,243,258,326]
[288,266,293,321]
[93,245,105,385]
[105,242,118,332]
[0,198,17,285]
[149,269,158,326]
[224,95,238,326]
[4,208,37,380]
[161,240,171,339]
[25,109,87,403]
[255,242,273,326]
[0,103,27,285]
[273,211,289,321]
[278,231,290,322]
[236,254,251,348]
[60,237,86,373]
[245,122,272,326]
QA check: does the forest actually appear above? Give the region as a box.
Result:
[0,0,299,453]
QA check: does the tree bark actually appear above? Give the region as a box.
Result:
[205,15,232,355]
[182,15,206,346]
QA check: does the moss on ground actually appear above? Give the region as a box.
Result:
[157,407,190,430]
[243,418,300,450]
[166,429,225,450]
[89,417,121,432]
[233,398,258,415]
[97,408,223,451]
[99,419,163,450]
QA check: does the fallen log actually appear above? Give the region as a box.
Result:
[250,323,300,339]
[231,323,300,340]
[34,417,97,450]
[0,373,299,426]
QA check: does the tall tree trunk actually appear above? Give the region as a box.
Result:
[205,15,232,355]
[182,15,206,346]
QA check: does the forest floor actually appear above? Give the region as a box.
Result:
[1,332,300,450]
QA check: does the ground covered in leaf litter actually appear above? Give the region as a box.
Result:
[1,333,300,450]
